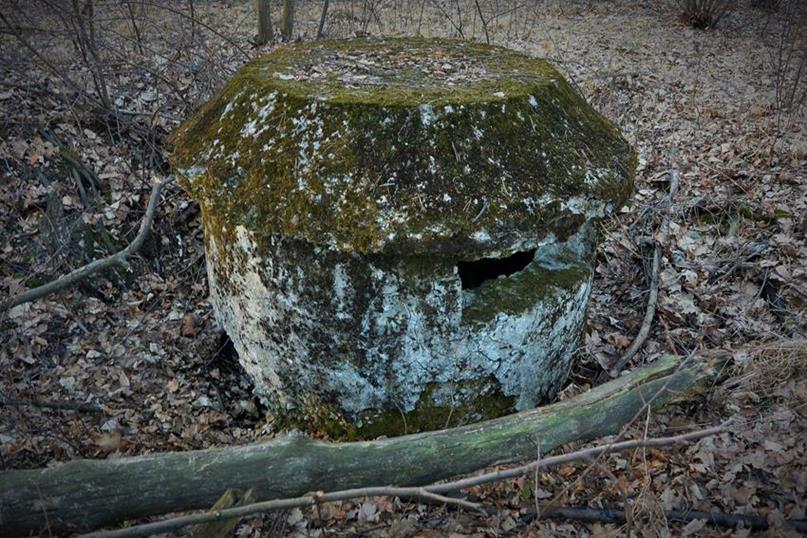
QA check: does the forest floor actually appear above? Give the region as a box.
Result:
[0,1,805,536]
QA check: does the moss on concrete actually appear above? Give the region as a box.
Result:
[461,262,591,327]
[273,376,516,440]
[168,38,636,439]
[169,37,635,258]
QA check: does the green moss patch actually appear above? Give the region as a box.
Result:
[169,37,635,257]
[461,261,591,327]
[273,376,516,440]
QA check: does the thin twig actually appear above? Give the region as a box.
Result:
[79,486,485,538]
[424,425,723,493]
[77,426,723,538]
[611,167,680,375]
[584,454,633,536]
[543,350,701,519]
[0,11,104,110]
[121,0,250,59]
[2,178,173,311]
[533,439,541,521]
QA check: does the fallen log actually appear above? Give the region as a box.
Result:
[82,427,725,538]
[0,355,722,536]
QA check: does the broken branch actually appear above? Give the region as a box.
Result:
[611,167,680,375]
[2,178,172,311]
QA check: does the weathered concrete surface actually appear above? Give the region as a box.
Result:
[169,38,635,437]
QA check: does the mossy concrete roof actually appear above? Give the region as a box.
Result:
[169,37,635,256]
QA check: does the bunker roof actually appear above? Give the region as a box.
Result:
[169,37,635,257]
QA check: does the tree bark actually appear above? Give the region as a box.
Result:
[80,427,724,538]
[0,355,721,536]
[317,0,330,39]
[255,0,272,46]
[280,0,294,41]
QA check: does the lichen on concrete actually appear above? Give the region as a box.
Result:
[170,37,634,258]
[169,37,635,438]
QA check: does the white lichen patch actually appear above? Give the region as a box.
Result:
[206,222,593,422]
[419,104,435,127]
[177,166,206,181]
[560,195,609,218]
[464,275,590,410]
[219,90,245,120]
[240,93,277,137]
[471,230,492,242]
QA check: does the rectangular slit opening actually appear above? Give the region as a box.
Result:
[457,249,536,290]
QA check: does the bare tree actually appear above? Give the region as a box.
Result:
[69,0,112,109]
[770,0,806,135]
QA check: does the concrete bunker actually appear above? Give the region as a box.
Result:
[169,37,635,438]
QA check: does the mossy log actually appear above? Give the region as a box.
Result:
[0,356,720,536]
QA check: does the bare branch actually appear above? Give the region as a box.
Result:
[473,0,490,44]
[120,0,250,59]
[424,425,724,493]
[2,178,173,312]
[0,10,103,110]
[611,166,680,375]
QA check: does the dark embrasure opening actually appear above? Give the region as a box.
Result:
[457,249,536,290]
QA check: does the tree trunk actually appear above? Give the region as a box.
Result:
[255,0,273,46]
[280,0,294,41]
[317,0,330,39]
[0,356,721,536]
[71,0,112,110]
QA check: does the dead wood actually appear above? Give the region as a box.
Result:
[1,178,171,312]
[611,167,681,376]
[79,426,724,538]
[0,355,724,536]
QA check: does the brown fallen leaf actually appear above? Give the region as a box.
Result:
[180,313,202,337]
[612,334,632,349]
[93,430,122,452]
